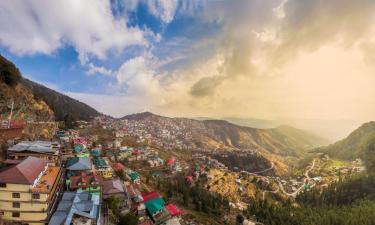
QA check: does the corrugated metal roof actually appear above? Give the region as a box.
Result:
[8,141,58,154]
[0,156,46,184]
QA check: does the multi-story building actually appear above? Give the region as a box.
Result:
[0,156,63,225]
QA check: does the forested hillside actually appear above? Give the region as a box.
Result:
[21,78,100,121]
[319,121,375,160]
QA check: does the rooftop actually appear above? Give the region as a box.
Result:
[8,141,59,154]
[142,191,162,203]
[0,156,47,184]
[144,197,165,215]
[49,190,100,225]
[102,178,125,195]
[93,158,108,168]
[66,157,92,171]
[32,166,61,194]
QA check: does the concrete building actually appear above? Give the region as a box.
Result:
[0,156,63,225]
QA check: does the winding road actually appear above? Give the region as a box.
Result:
[277,159,317,198]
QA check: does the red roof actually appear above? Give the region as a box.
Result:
[141,191,162,202]
[166,158,175,166]
[111,162,125,171]
[185,176,193,182]
[0,156,46,184]
[69,172,101,189]
[165,204,183,217]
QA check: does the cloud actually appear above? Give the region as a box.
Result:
[187,0,375,98]
[0,0,147,62]
[146,0,178,24]
[87,63,113,76]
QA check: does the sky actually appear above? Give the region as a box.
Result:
[1,0,375,123]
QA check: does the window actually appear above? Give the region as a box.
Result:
[12,212,20,217]
[32,194,40,199]
[0,183,6,188]
[12,202,20,208]
[12,193,20,198]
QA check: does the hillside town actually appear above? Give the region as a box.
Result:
[0,127,188,225]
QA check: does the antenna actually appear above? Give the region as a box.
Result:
[8,100,14,128]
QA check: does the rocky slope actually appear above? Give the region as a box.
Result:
[0,54,100,121]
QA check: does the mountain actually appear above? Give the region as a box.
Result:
[21,78,100,121]
[0,54,100,121]
[123,112,327,157]
[318,121,375,160]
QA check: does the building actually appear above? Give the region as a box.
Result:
[7,141,61,166]
[93,158,113,179]
[102,178,130,213]
[48,190,101,225]
[66,157,92,178]
[67,172,102,196]
[127,171,140,184]
[0,156,63,225]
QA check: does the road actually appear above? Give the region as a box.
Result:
[241,162,275,177]
[277,159,317,198]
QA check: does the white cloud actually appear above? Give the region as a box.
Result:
[0,0,147,62]
[87,63,113,76]
[146,0,178,24]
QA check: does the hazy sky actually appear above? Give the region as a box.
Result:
[1,0,375,121]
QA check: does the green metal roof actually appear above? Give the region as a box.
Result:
[94,158,107,167]
[144,197,165,215]
[128,171,140,181]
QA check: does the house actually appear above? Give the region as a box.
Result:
[141,192,162,203]
[127,171,141,184]
[93,157,113,179]
[144,197,170,223]
[0,156,63,225]
[185,176,193,185]
[165,204,183,217]
[67,172,102,196]
[144,197,165,217]
[48,190,101,225]
[7,141,61,166]
[66,157,92,177]
[127,185,143,203]
[102,178,130,213]
[91,148,101,157]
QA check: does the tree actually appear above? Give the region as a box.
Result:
[118,213,138,225]
[107,195,120,216]
[236,214,245,225]
[360,136,375,172]
[0,55,21,86]
[63,114,77,129]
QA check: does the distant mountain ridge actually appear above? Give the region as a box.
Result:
[0,54,100,121]
[122,112,328,157]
